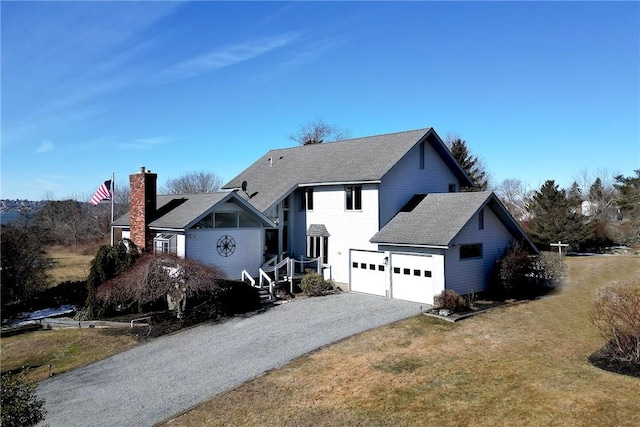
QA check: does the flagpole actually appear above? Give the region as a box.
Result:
[110,172,115,246]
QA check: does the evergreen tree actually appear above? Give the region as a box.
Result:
[567,181,583,206]
[447,137,488,191]
[528,180,591,250]
[85,240,139,319]
[588,177,604,201]
[614,170,640,243]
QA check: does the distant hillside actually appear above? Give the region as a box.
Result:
[0,199,46,213]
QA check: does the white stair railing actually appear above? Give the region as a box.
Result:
[261,255,278,272]
[241,269,255,287]
[259,268,274,300]
[273,257,291,283]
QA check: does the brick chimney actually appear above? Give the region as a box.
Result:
[129,166,157,252]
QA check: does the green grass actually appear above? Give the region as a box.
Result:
[164,256,640,427]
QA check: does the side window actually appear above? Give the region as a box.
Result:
[300,188,314,211]
[479,208,484,230]
[460,244,483,260]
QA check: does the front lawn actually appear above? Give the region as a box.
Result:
[164,256,640,426]
[0,328,138,383]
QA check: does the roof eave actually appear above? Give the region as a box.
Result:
[372,241,450,250]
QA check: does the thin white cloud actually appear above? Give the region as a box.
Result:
[158,33,300,82]
[118,137,169,151]
[2,2,183,148]
[35,140,54,153]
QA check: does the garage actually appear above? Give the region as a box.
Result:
[390,253,436,305]
[350,250,444,305]
[349,250,387,297]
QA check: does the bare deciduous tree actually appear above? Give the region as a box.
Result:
[495,178,532,222]
[95,253,225,317]
[289,118,350,145]
[162,171,223,194]
[1,224,50,306]
[573,168,619,220]
[34,199,100,247]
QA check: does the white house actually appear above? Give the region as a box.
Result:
[223,128,537,304]
[114,128,537,305]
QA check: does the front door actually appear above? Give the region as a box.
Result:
[265,229,278,260]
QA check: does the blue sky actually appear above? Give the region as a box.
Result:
[2,1,638,201]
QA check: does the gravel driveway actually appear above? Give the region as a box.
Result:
[37,293,424,427]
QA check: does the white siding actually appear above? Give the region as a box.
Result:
[186,228,263,279]
[445,207,514,295]
[176,234,186,258]
[379,245,445,304]
[380,142,460,226]
[297,184,380,284]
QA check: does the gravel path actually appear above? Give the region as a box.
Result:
[37,293,424,427]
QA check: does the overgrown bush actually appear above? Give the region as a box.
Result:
[1,370,46,427]
[591,282,640,366]
[490,242,562,299]
[215,280,261,315]
[86,239,139,318]
[36,280,88,309]
[299,269,335,296]
[95,253,230,320]
[434,289,469,312]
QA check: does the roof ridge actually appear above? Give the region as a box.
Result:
[264,127,433,154]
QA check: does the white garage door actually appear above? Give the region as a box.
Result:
[350,250,387,297]
[390,253,435,305]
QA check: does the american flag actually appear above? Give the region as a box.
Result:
[91,180,112,206]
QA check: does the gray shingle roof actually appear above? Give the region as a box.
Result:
[112,192,273,230]
[223,128,472,212]
[307,224,330,237]
[371,191,537,252]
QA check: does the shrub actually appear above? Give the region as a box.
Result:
[86,239,139,318]
[1,370,46,427]
[36,280,88,309]
[94,253,225,317]
[434,289,469,312]
[490,242,562,299]
[591,282,640,365]
[529,251,563,294]
[299,270,335,296]
[491,242,533,298]
[215,280,261,315]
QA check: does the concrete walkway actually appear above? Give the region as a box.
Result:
[37,293,424,427]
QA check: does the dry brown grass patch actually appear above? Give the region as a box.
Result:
[47,246,94,284]
[0,328,137,383]
[165,256,640,427]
